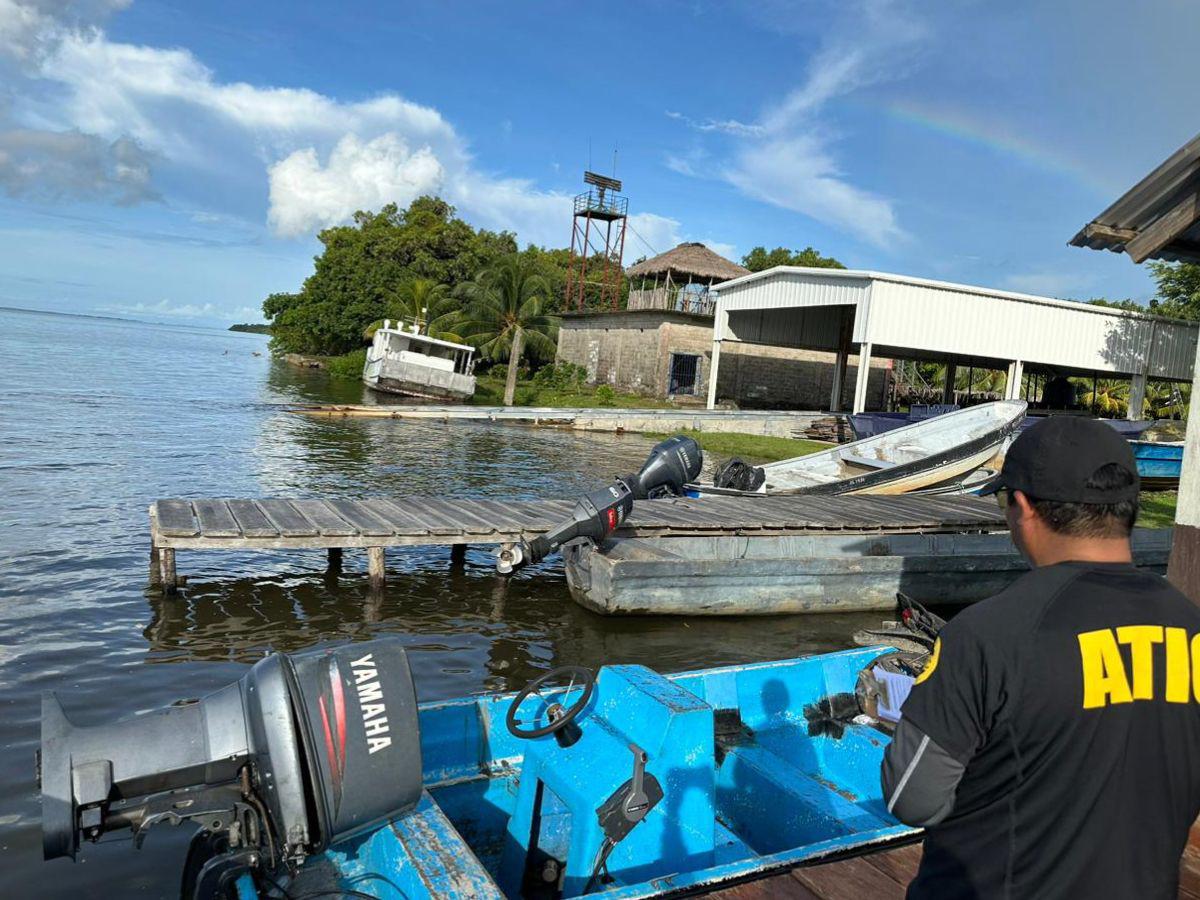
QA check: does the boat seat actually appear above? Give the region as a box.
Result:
[325,791,504,898]
[839,452,897,470]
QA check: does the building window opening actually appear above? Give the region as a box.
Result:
[669,353,700,396]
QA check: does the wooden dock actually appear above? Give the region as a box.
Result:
[148,494,1005,592]
[701,834,1200,898]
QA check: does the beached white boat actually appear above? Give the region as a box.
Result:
[689,400,1027,496]
[363,320,477,401]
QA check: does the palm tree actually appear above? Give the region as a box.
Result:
[363,278,463,343]
[456,255,560,406]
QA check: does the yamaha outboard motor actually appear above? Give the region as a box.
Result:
[39,639,422,896]
[497,434,702,573]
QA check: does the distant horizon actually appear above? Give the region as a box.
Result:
[0,305,268,332]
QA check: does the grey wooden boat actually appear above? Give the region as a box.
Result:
[688,400,1026,497]
[562,528,1173,616]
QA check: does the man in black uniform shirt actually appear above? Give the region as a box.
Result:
[881,417,1200,899]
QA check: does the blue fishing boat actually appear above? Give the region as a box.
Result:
[40,640,917,899]
[1132,440,1183,490]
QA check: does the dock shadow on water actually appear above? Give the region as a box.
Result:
[0,309,880,897]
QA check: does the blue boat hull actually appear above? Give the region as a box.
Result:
[245,649,914,899]
[1132,441,1183,490]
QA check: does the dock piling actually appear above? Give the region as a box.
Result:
[367,547,386,588]
[450,544,466,567]
[159,548,178,594]
[327,547,343,574]
[149,543,162,588]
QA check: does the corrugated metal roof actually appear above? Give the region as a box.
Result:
[711,267,1198,381]
[1069,132,1200,264]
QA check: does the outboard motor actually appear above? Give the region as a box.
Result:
[39,639,422,896]
[497,434,702,573]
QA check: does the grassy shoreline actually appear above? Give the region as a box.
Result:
[646,429,830,464]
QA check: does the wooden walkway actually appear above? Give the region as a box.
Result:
[701,835,1200,898]
[148,494,1004,592]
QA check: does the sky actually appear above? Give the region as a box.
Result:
[0,0,1197,328]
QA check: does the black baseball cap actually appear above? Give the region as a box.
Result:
[979,416,1140,503]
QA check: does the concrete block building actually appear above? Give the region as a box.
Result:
[555,242,890,409]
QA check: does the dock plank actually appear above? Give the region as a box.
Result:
[257,499,320,537]
[703,873,820,899]
[154,500,197,537]
[377,498,467,535]
[226,500,279,539]
[360,499,437,536]
[861,842,922,886]
[325,499,395,537]
[193,500,242,538]
[792,854,908,899]
[290,500,358,537]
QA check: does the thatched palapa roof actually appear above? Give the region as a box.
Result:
[626,242,749,282]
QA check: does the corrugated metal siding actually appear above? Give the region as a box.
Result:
[716,271,869,313]
[714,269,1198,380]
[866,281,1197,377]
[726,304,844,350]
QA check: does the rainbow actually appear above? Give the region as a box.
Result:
[872,98,1115,196]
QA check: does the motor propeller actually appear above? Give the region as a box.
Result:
[496,435,702,574]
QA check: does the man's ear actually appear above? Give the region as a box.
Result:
[1010,490,1037,523]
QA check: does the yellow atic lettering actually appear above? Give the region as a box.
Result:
[1116,625,1164,700]
[1078,629,1133,709]
[1165,627,1191,703]
[1192,634,1200,702]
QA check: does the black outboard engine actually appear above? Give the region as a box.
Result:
[498,434,702,573]
[39,639,422,896]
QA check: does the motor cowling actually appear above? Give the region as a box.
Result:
[39,639,423,872]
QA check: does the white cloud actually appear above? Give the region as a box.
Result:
[0,127,156,203]
[1,1,712,254]
[701,240,739,262]
[726,136,902,248]
[0,0,128,63]
[268,133,444,237]
[666,0,923,248]
[625,214,739,265]
[6,21,581,244]
[102,297,217,318]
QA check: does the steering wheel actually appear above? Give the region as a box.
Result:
[505,666,596,739]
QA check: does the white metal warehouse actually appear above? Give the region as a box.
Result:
[706,267,1199,416]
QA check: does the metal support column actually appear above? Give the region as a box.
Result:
[852,343,873,414]
[1129,373,1148,420]
[1005,361,1024,400]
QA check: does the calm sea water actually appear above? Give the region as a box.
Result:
[0,307,877,897]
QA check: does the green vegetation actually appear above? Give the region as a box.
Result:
[326,348,367,379]
[470,364,676,409]
[646,429,830,464]
[1146,262,1200,321]
[363,277,464,343]
[741,246,845,272]
[229,323,271,334]
[263,197,519,356]
[1139,492,1177,529]
[456,256,560,405]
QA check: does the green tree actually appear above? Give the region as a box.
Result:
[363,278,463,342]
[1147,261,1200,320]
[457,255,560,406]
[263,197,517,355]
[741,245,846,272]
